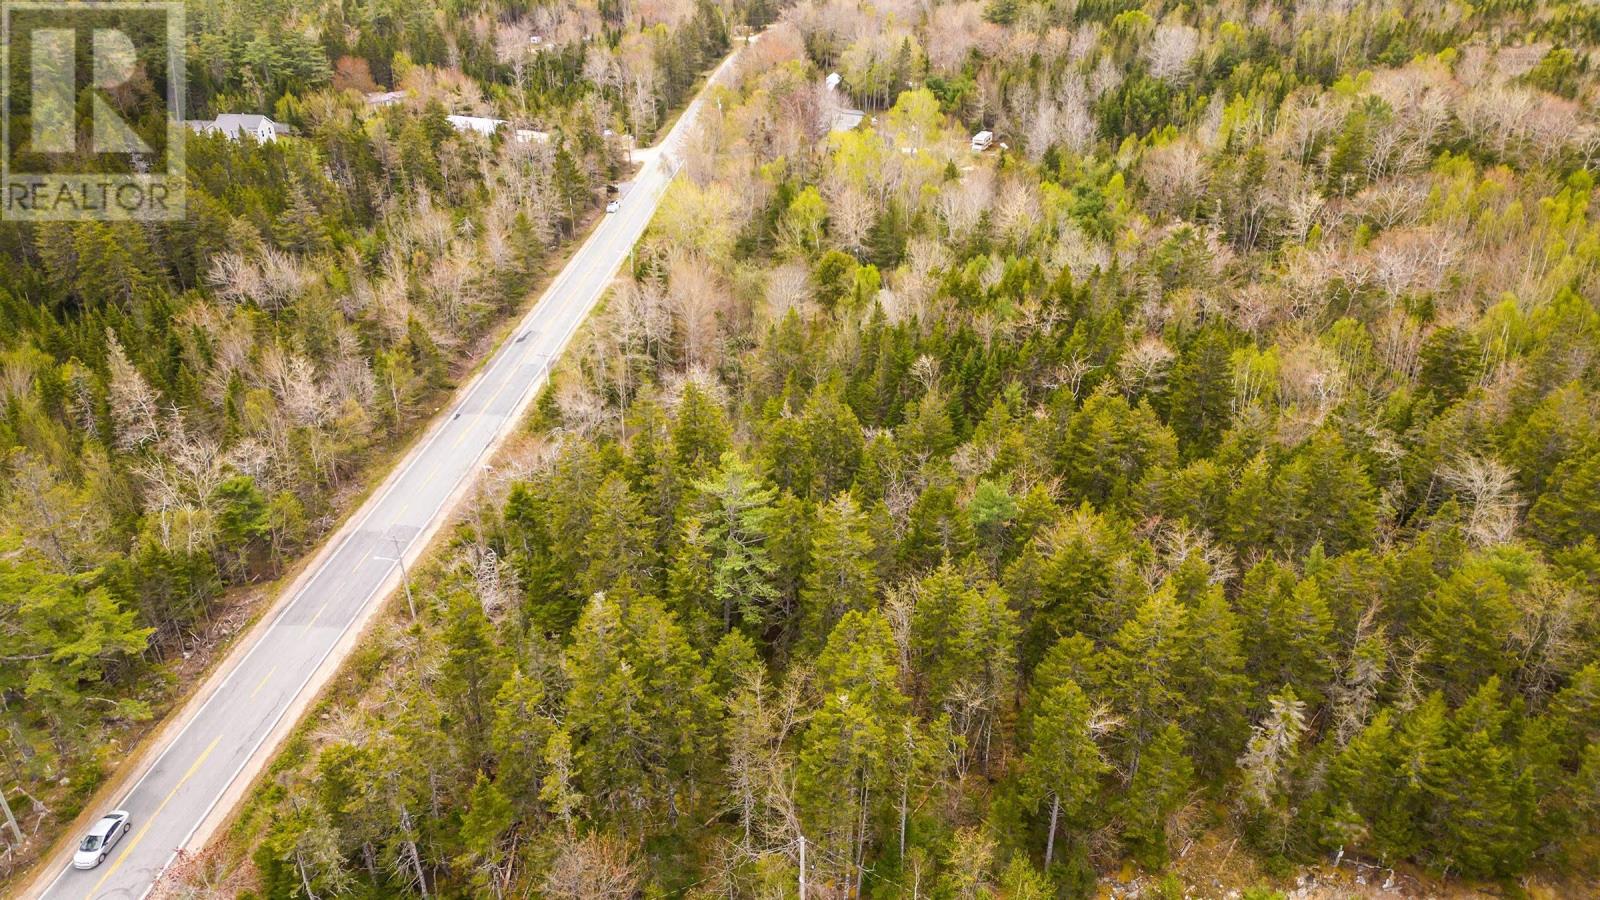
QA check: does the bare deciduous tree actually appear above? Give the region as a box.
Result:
[936,167,994,242]
[1440,454,1521,547]
[827,184,874,256]
[106,331,162,450]
[1145,24,1199,82]
[765,262,813,320]
[541,832,640,900]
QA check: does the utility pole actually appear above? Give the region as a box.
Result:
[797,834,806,899]
[0,784,21,844]
[391,536,417,622]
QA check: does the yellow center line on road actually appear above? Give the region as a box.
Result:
[456,355,522,441]
[86,734,222,899]
[447,340,538,455]
[248,667,277,700]
[307,600,331,628]
[53,43,733,900]
[483,368,516,415]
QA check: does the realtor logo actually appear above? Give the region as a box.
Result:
[2,1,185,221]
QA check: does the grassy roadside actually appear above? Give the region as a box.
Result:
[204,192,653,895]
[213,462,517,889]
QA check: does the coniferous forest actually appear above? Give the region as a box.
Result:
[0,0,733,884]
[205,0,1600,895]
[6,0,1600,895]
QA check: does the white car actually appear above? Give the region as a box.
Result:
[72,811,131,869]
[606,200,620,213]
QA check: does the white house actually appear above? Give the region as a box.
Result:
[515,129,550,144]
[970,130,994,151]
[830,109,865,132]
[365,90,406,107]
[186,114,288,143]
[447,114,507,137]
[822,72,865,132]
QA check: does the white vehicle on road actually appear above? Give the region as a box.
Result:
[606,199,620,213]
[72,811,131,869]
[29,31,755,900]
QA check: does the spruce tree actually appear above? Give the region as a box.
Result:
[1428,678,1536,878]
[1236,561,1334,707]
[1096,587,1193,774]
[798,492,878,650]
[563,591,713,819]
[798,611,909,886]
[1417,551,1523,700]
[1116,723,1193,868]
[672,383,732,478]
[1528,440,1600,549]
[1022,679,1107,867]
[691,452,780,633]
[799,382,865,497]
[578,472,658,597]
[1167,325,1236,457]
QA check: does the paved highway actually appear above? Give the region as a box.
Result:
[27,39,749,900]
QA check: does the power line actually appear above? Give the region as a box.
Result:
[657,837,802,898]
[802,838,914,896]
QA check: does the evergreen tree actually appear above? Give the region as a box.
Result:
[1417,550,1524,700]
[1384,694,1451,861]
[0,556,151,754]
[1022,679,1107,867]
[799,382,865,497]
[672,383,732,479]
[260,791,355,899]
[691,452,780,632]
[214,474,269,573]
[1226,452,1277,551]
[1179,583,1250,775]
[1116,722,1193,868]
[71,223,150,309]
[1427,678,1536,877]
[563,591,714,819]
[1528,440,1600,549]
[1418,325,1481,405]
[273,180,332,255]
[456,773,516,894]
[1022,506,1122,663]
[798,610,909,888]
[909,564,972,705]
[1168,325,1236,457]
[488,667,554,811]
[578,472,658,597]
[1271,431,1378,556]
[666,518,719,645]
[1322,708,1408,853]
[1096,587,1193,775]
[798,493,878,650]
[1057,391,1178,509]
[911,565,1017,767]
[1236,560,1334,706]
[899,468,975,571]
[441,590,506,764]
